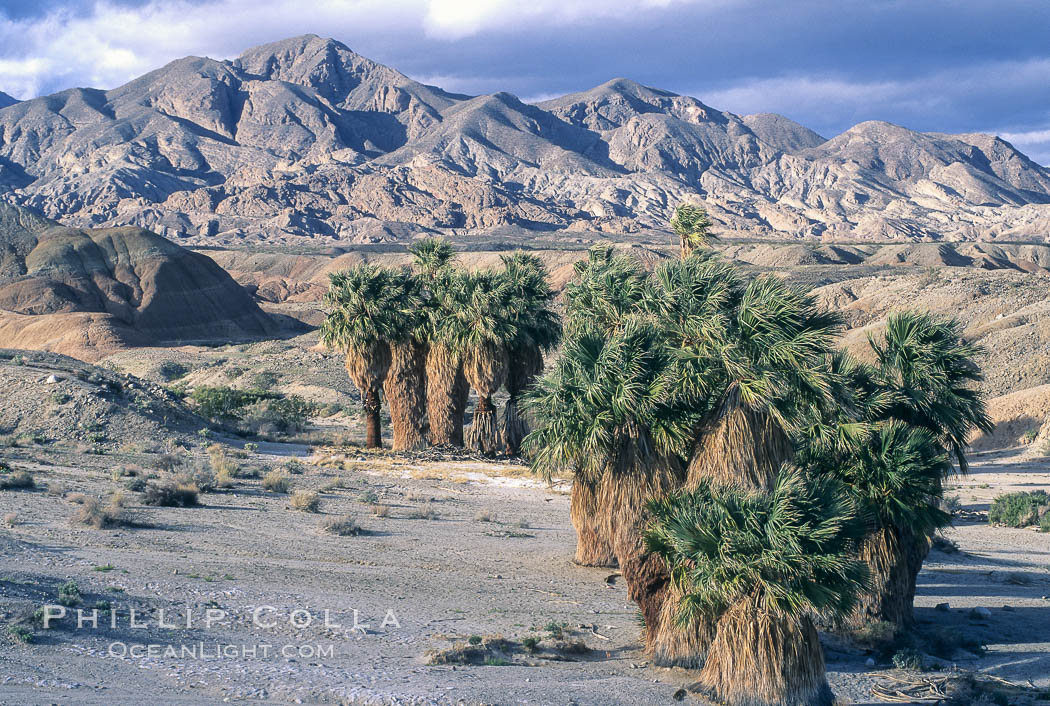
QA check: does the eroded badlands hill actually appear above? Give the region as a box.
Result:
[0,202,274,360]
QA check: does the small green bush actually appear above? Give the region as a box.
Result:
[7,624,32,644]
[250,371,279,391]
[1041,513,1050,533]
[892,647,923,671]
[988,491,1048,528]
[191,386,270,420]
[57,580,82,607]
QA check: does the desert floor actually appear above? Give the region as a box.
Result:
[1,438,1048,706]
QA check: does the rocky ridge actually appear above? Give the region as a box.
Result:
[0,35,1048,245]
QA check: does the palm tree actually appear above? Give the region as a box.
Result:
[563,244,648,336]
[523,320,694,655]
[380,268,428,451]
[652,269,842,492]
[850,311,991,627]
[868,311,991,473]
[499,252,561,455]
[409,239,471,447]
[407,237,456,276]
[439,271,518,454]
[646,471,867,706]
[320,265,416,448]
[670,203,715,259]
[641,257,844,664]
[823,421,951,629]
[525,245,648,567]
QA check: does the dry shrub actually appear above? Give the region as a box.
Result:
[322,515,362,536]
[262,470,290,493]
[475,510,496,522]
[3,512,17,527]
[152,452,182,473]
[214,466,235,488]
[407,502,439,520]
[70,496,124,529]
[143,480,199,507]
[208,445,240,479]
[0,470,34,490]
[371,504,391,518]
[290,490,320,513]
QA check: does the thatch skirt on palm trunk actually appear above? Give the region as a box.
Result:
[592,449,711,665]
[503,344,543,455]
[570,479,616,567]
[426,343,469,446]
[686,389,792,491]
[384,340,428,451]
[694,597,834,706]
[464,343,508,454]
[465,396,503,454]
[650,580,715,668]
[846,526,917,630]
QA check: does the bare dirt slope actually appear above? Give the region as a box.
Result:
[0,348,206,447]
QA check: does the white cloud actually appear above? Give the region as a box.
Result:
[0,0,720,97]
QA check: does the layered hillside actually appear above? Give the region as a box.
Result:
[1,35,1049,244]
[0,202,274,360]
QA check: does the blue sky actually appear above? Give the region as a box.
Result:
[1,0,1048,164]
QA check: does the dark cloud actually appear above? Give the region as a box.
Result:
[0,0,1047,163]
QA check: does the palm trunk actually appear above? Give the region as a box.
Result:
[650,391,792,666]
[845,525,915,630]
[570,479,616,567]
[466,395,503,454]
[685,388,792,492]
[464,343,508,455]
[426,343,468,446]
[384,339,428,451]
[363,387,382,448]
[344,343,390,450]
[693,596,834,706]
[503,344,543,455]
[650,579,716,668]
[593,442,705,663]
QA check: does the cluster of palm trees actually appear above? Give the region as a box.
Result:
[523,206,990,706]
[320,239,560,454]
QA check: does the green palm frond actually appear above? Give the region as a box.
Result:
[645,469,868,623]
[319,264,424,352]
[500,251,562,353]
[670,203,716,252]
[832,420,952,536]
[522,317,694,482]
[868,311,991,472]
[564,245,648,336]
[408,237,456,276]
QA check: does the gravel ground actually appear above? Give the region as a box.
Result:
[0,443,1048,705]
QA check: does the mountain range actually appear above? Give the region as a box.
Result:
[1,34,1049,244]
